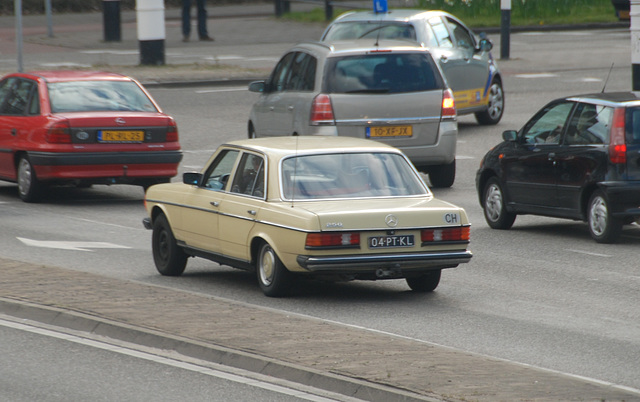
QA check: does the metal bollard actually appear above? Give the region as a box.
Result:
[103,0,121,42]
[136,0,165,65]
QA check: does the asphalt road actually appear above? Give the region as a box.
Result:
[1,28,639,394]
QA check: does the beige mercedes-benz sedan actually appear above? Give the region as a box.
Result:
[143,136,472,297]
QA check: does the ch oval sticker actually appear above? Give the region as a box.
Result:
[444,212,461,224]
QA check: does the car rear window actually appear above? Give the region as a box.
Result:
[324,22,417,42]
[324,53,443,94]
[626,107,640,144]
[48,81,159,113]
[281,152,427,200]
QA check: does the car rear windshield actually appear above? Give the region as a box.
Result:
[324,53,443,94]
[48,81,159,113]
[281,152,428,200]
[627,107,640,144]
[324,22,417,42]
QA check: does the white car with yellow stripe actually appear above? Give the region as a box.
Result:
[321,9,504,125]
[143,136,472,297]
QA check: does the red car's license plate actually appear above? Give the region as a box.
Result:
[368,235,415,248]
[98,130,144,143]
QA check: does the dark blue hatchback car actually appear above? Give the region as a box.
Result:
[476,92,640,243]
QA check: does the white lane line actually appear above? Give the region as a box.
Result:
[17,237,131,252]
[515,73,558,78]
[195,87,247,94]
[0,318,347,402]
[567,249,612,258]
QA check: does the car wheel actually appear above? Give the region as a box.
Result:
[17,155,43,203]
[257,242,291,297]
[429,160,455,188]
[152,214,188,276]
[588,190,622,243]
[475,79,504,125]
[406,270,441,292]
[483,177,516,229]
[248,122,257,139]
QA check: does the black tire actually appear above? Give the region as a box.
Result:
[248,122,257,139]
[256,242,291,297]
[17,155,43,203]
[587,190,623,243]
[483,177,516,229]
[406,270,441,292]
[429,160,456,188]
[475,79,504,125]
[152,214,188,276]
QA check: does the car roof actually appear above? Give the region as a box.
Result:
[333,9,450,23]
[292,39,432,56]
[7,70,133,83]
[566,92,640,107]
[223,136,400,158]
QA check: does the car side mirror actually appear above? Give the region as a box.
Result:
[502,130,518,142]
[183,172,202,186]
[477,38,493,52]
[248,81,266,93]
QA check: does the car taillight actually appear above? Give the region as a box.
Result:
[166,117,179,142]
[305,232,360,248]
[421,226,470,243]
[46,120,71,143]
[609,108,626,164]
[310,94,335,126]
[441,88,456,118]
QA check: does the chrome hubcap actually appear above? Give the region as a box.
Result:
[487,83,504,120]
[485,184,503,222]
[589,196,607,236]
[259,245,275,286]
[17,159,32,197]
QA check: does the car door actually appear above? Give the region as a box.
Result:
[251,52,296,136]
[429,16,489,112]
[555,103,612,213]
[218,152,266,261]
[179,149,239,253]
[502,101,575,208]
[0,77,39,179]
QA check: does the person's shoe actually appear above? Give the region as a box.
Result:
[182,35,189,42]
[199,35,214,42]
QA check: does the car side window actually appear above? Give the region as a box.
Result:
[520,101,574,145]
[269,52,296,92]
[428,17,453,48]
[230,153,265,198]
[446,18,476,51]
[566,103,612,145]
[202,149,240,191]
[286,52,316,91]
[0,78,36,115]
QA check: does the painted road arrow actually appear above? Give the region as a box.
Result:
[17,237,131,252]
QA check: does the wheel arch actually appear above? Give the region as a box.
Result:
[580,183,601,221]
[477,169,498,205]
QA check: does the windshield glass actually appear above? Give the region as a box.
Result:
[325,53,442,94]
[48,81,158,113]
[324,22,417,41]
[281,152,428,200]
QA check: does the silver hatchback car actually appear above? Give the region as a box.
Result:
[321,9,504,125]
[247,40,459,187]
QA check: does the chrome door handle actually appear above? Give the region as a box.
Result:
[247,210,256,215]
[210,201,219,207]
[287,105,294,111]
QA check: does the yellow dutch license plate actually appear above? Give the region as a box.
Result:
[367,126,412,138]
[98,130,144,143]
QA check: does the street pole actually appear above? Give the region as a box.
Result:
[500,0,511,60]
[136,0,165,65]
[631,0,640,90]
[45,0,53,38]
[15,0,23,72]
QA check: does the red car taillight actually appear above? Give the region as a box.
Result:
[166,117,179,142]
[305,232,360,248]
[609,108,627,165]
[421,226,470,243]
[441,88,456,118]
[46,120,72,143]
[310,94,335,126]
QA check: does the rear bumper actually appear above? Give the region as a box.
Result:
[600,181,640,217]
[296,250,472,274]
[29,150,182,180]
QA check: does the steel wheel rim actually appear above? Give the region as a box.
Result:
[487,83,504,120]
[157,230,170,263]
[485,184,503,222]
[589,196,607,236]
[17,158,32,197]
[259,246,275,286]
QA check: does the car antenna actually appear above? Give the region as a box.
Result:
[601,63,614,93]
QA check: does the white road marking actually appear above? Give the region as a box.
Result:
[195,87,247,94]
[17,237,131,252]
[567,249,612,258]
[514,73,558,78]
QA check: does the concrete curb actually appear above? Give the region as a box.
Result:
[0,297,439,402]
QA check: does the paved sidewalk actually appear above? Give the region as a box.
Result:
[2,258,640,401]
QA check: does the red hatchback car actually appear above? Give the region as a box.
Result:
[0,71,182,202]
